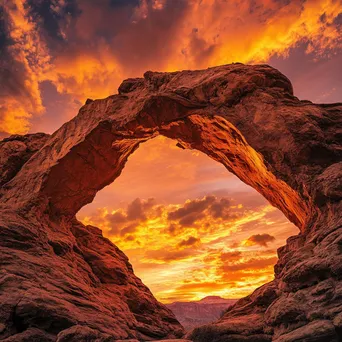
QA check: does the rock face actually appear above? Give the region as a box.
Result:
[0,63,341,341]
[166,296,237,331]
[0,133,49,187]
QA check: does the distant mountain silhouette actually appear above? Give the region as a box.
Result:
[166,296,237,331]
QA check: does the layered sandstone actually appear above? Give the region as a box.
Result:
[0,63,341,341]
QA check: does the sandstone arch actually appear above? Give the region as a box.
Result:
[0,64,341,341]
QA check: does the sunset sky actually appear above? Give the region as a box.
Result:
[1,0,341,302]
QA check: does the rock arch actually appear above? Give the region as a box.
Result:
[0,64,341,341]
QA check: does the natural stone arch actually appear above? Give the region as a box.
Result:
[45,112,308,228]
[0,63,341,341]
[3,64,328,229]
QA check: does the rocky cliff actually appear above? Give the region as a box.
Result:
[0,63,341,341]
[0,136,183,340]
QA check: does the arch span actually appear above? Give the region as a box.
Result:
[3,63,331,230]
[1,63,341,341]
[40,113,307,229]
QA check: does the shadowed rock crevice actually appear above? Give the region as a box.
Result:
[0,63,341,341]
[0,133,49,187]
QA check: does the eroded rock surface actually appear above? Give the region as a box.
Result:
[0,63,341,341]
[0,133,49,187]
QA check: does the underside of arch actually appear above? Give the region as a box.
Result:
[40,113,308,230]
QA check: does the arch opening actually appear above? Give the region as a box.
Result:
[77,135,298,305]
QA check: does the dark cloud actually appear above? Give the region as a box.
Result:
[178,212,205,226]
[120,222,139,236]
[124,234,135,241]
[108,220,139,236]
[127,197,155,220]
[100,194,242,239]
[110,0,140,7]
[334,12,342,26]
[106,210,128,235]
[178,236,200,248]
[27,0,80,44]
[167,223,177,236]
[0,5,10,51]
[0,61,34,100]
[110,0,189,71]
[183,27,217,67]
[208,189,268,210]
[106,198,156,235]
[220,251,242,262]
[167,195,238,227]
[246,234,276,247]
[45,0,189,77]
[0,7,32,102]
[168,195,216,226]
[106,211,127,225]
[209,197,233,219]
[67,0,141,45]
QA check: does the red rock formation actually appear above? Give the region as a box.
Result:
[0,63,341,341]
[0,133,49,187]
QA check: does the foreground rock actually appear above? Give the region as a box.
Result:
[166,296,237,331]
[0,63,341,341]
[0,133,49,187]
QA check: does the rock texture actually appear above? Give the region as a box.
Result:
[166,296,237,331]
[0,133,49,187]
[0,63,341,341]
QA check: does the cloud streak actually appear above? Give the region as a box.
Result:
[0,0,51,134]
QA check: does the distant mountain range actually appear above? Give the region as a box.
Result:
[166,296,238,331]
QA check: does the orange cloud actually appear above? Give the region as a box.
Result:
[0,99,31,135]
[156,252,278,302]
[178,236,201,248]
[1,0,341,136]
[220,256,278,273]
[1,0,51,134]
[49,50,123,102]
[244,233,276,247]
[220,251,243,262]
[145,248,200,263]
[173,0,342,69]
[79,191,297,302]
[168,196,217,226]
